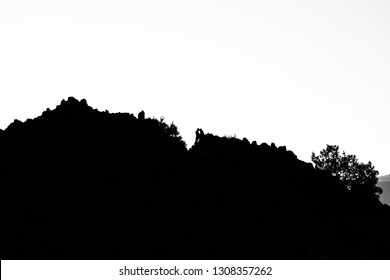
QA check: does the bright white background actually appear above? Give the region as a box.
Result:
[0,0,389,175]
[2,260,390,280]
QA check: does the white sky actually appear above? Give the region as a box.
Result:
[1,0,389,175]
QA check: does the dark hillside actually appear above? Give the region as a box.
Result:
[1,97,389,259]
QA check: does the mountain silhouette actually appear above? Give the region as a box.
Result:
[1,97,389,259]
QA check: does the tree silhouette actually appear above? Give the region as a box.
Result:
[312,145,382,199]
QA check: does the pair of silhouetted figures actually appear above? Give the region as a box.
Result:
[195,128,204,144]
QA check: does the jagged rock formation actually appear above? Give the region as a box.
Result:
[1,97,389,259]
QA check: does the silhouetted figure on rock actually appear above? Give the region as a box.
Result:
[195,128,204,144]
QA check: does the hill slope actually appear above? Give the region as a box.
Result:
[1,97,389,259]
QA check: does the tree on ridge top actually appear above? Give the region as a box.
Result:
[312,145,382,199]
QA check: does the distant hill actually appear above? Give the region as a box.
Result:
[379,174,390,206]
[379,174,390,182]
[1,97,389,259]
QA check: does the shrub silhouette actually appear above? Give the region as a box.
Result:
[0,97,389,259]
